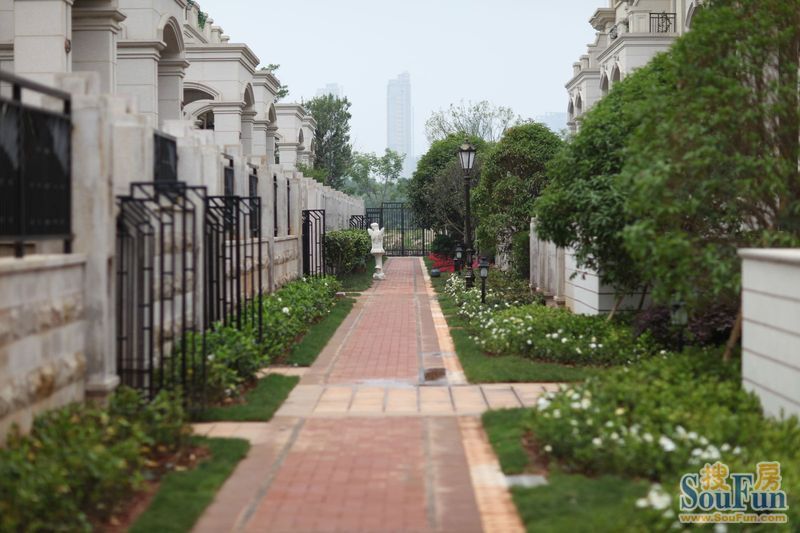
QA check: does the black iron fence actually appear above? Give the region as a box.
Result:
[116,182,206,406]
[205,195,263,336]
[650,12,676,33]
[349,215,366,229]
[302,209,326,277]
[0,70,72,257]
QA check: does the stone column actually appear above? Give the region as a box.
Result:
[240,109,255,156]
[251,119,269,158]
[71,0,124,94]
[212,103,243,151]
[157,58,187,126]
[14,0,74,87]
[117,41,160,126]
[266,125,278,166]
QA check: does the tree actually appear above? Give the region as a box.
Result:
[407,133,487,235]
[259,64,289,100]
[425,101,520,143]
[533,57,672,304]
[304,95,354,190]
[621,0,800,357]
[473,123,562,262]
[342,149,407,208]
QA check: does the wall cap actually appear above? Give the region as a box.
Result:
[0,254,87,275]
[739,248,800,266]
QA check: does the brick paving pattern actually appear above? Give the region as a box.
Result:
[193,258,530,532]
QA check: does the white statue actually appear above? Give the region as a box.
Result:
[367,222,386,280]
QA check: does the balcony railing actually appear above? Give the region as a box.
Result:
[0,70,72,258]
[650,12,676,33]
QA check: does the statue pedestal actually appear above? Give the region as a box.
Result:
[373,252,385,280]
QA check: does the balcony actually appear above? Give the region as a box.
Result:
[650,13,677,33]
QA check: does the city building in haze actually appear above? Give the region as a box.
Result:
[386,72,414,178]
[316,83,344,98]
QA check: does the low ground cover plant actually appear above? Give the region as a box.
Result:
[445,275,652,365]
[0,388,188,532]
[527,350,800,527]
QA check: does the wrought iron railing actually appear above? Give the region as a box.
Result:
[302,209,326,277]
[0,69,72,257]
[650,12,676,33]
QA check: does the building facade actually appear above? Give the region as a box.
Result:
[386,71,414,177]
[0,0,363,438]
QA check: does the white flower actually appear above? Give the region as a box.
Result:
[553,409,561,419]
[643,433,654,443]
[699,436,709,446]
[721,443,731,452]
[581,398,591,409]
[571,402,581,409]
[647,484,671,510]
[635,498,649,508]
[544,444,553,453]
[571,392,581,401]
[692,448,703,457]
[591,336,597,343]
[611,432,620,440]
[714,525,728,533]
[527,339,532,346]
[659,350,667,355]
[687,431,698,440]
[676,425,687,438]
[598,344,603,348]
[589,343,597,349]
[663,509,675,519]
[659,436,677,452]
[605,421,614,428]
[592,437,603,447]
[536,397,551,411]
[282,306,291,315]
[732,446,742,455]
[558,329,564,334]
[615,407,625,416]
[561,337,568,344]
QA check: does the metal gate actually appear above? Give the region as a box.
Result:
[116,182,206,406]
[349,215,366,229]
[302,209,326,276]
[364,202,430,257]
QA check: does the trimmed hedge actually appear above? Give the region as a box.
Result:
[324,229,370,275]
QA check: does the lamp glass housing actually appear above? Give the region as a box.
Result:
[458,143,477,172]
[455,245,463,260]
[670,300,688,326]
[479,258,489,278]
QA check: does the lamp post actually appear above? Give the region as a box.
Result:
[479,256,489,304]
[454,244,463,276]
[458,143,477,288]
[670,298,688,352]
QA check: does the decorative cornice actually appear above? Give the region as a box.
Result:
[596,33,676,64]
[565,68,601,90]
[185,43,260,73]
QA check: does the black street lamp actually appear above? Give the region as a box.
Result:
[479,256,490,303]
[458,143,477,288]
[670,298,688,352]
[454,244,463,276]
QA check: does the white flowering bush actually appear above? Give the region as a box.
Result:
[529,350,762,479]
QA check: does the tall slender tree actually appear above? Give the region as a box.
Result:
[304,95,354,189]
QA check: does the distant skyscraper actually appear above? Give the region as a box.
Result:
[386,72,414,178]
[316,83,344,98]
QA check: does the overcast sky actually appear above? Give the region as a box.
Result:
[198,0,601,156]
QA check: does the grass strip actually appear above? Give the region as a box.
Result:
[338,257,380,292]
[130,437,249,533]
[194,374,298,422]
[284,297,356,366]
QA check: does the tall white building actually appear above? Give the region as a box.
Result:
[386,72,414,178]
[316,83,344,98]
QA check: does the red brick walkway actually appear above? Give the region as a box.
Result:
[192,258,523,533]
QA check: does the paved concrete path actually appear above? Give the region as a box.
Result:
[193,258,553,532]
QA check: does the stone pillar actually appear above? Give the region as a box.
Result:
[117,41,159,126]
[241,109,255,156]
[14,0,73,87]
[157,58,187,126]
[251,119,268,158]
[212,103,243,151]
[71,0,124,94]
[266,125,278,166]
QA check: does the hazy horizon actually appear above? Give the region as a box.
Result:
[195,0,600,157]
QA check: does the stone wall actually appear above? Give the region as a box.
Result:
[0,255,88,439]
[739,249,800,418]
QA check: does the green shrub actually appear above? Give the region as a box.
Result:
[0,388,187,532]
[324,229,370,275]
[485,269,542,307]
[431,233,457,257]
[510,230,530,280]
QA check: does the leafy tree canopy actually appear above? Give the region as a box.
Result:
[474,122,562,257]
[408,133,487,233]
[622,0,800,314]
[304,95,354,190]
[533,56,673,295]
[342,149,407,208]
[425,101,521,143]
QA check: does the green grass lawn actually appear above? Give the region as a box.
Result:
[337,257,381,292]
[482,408,648,533]
[283,297,356,366]
[425,259,594,383]
[130,437,249,533]
[194,374,298,422]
